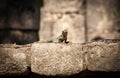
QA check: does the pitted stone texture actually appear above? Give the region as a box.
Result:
[85,40,120,71]
[31,40,120,75]
[0,44,29,75]
[31,43,85,75]
[42,0,84,13]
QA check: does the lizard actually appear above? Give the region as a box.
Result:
[47,29,69,43]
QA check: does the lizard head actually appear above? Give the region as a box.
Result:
[62,29,68,37]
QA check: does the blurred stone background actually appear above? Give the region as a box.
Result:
[40,0,120,43]
[39,0,85,43]
[0,0,120,44]
[0,0,41,44]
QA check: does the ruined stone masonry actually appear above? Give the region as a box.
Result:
[0,40,120,76]
[39,0,86,43]
[0,0,40,45]
[0,0,120,77]
[39,0,120,43]
[87,0,120,41]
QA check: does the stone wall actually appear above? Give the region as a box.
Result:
[0,0,42,45]
[0,40,120,77]
[39,0,86,43]
[0,0,120,78]
[39,0,120,43]
[87,0,120,41]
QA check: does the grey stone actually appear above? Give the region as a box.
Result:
[31,43,86,75]
[85,41,120,71]
[0,40,120,76]
[31,40,120,75]
[87,0,120,41]
[39,12,85,43]
[42,0,84,13]
[0,44,30,75]
[39,0,85,43]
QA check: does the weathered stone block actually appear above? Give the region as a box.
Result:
[31,43,86,75]
[39,12,85,43]
[39,0,85,43]
[31,40,120,75]
[0,44,30,75]
[85,40,120,71]
[87,0,120,41]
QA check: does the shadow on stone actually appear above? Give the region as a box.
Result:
[1,70,120,78]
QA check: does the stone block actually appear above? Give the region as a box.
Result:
[0,44,30,75]
[31,43,86,75]
[31,40,120,75]
[85,40,120,71]
[39,12,85,43]
[42,0,85,13]
[87,0,120,41]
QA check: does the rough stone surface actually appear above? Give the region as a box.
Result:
[31,40,120,75]
[0,40,120,76]
[42,0,84,13]
[86,40,120,71]
[39,12,85,43]
[87,0,120,41]
[31,43,86,75]
[0,44,30,75]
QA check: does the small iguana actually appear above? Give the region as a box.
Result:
[47,29,69,43]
